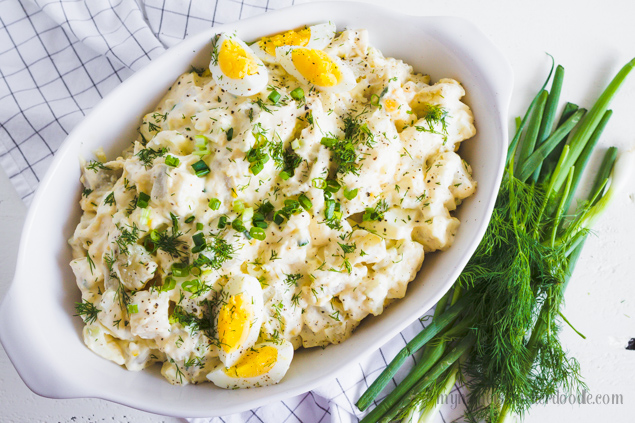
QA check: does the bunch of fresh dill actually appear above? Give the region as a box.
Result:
[355,57,635,423]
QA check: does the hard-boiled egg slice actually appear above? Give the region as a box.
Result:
[216,275,264,367]
[207,339,294,388]
[209,32,268,97]
[276,46,357,94]
[252,22,336,63]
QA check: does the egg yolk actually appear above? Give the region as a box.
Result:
[218,294,252,353]
[226,345,278,378]
[219,40,259,79]
[384,98,398,112]
[291,49,342,87]
[259,28,311,57]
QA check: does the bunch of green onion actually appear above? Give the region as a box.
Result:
[355,57,635,423]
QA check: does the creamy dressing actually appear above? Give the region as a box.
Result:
[70,29,477,387]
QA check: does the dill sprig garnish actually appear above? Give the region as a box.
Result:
[103,192,116,206]
[86,160,111,172]
[271,135,302,179]
[321,110,376,178]
[283,273,302,287]
[136,146,168,169]
[193,234,236,270]
[152,226,187,258]
[414,103,450,139]
[362,198,389,221]
[115,223,140,255]
[74,299,100,324]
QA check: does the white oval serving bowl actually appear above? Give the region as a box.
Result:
[0,1,512,418]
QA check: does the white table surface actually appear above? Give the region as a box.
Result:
[1,0,634,422]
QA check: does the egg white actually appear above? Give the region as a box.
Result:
[252,22,336,64]
[276,45,357,94]
[216,275,264,368]
[209,32,268,97]
[207,339,294,388]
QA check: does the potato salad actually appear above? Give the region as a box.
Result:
[69,23,477,389]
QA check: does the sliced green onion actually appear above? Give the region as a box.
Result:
[181,279,200,294]
[193,149,211,156]
[242,207,254,224]
[226,127,234,141]
[232,219,246,232]
[258,201,274,215]
[290,87,304,101]
[268,90,281,104]
[209,198,221,210]
[159,276,176,292]
[249,227,266,240]
[324,199,335,220]
[291,139,301,150]
[196,222,203,231]
[139,208,151,226]
[233,199,245,213]
[273,211,285,225]
[184,215,195,223]
[370,93,380,107]
[250,161,264,175]
[194,135,209,148]
[298,194,312,211]
[252,212,268,229]
[312,178,327,189]
[165,155,180,167]
[192,160,210,177]
[279,171,290,180]
[320,137,337,148]
[325,179,341,193]
[218,215,228,229]
[149,229,160,242]
[191,232,206,253]
[127,304,138,314]
[137,192,151,208]
[171,262,189,277]
[344,187,358,200]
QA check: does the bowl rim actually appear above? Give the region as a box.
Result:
[0,0,513,417]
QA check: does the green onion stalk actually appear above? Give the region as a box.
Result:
[356,57,635,423]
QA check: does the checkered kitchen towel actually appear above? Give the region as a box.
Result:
[0,1,468,422]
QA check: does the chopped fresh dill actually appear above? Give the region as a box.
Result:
[415,103,450,139]
[103,192,115,206]
[284,273,302,287]
[126,194,138,216]
[74,299,99,324]
[86,160,111,172]
[195,234,236,270]
[86,252,95,275]
[136,146,168,169]
[321,110,376,178]
[115,223,140,255]
[363,198,389,221]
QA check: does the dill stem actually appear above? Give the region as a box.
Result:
[532,145,570,240]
